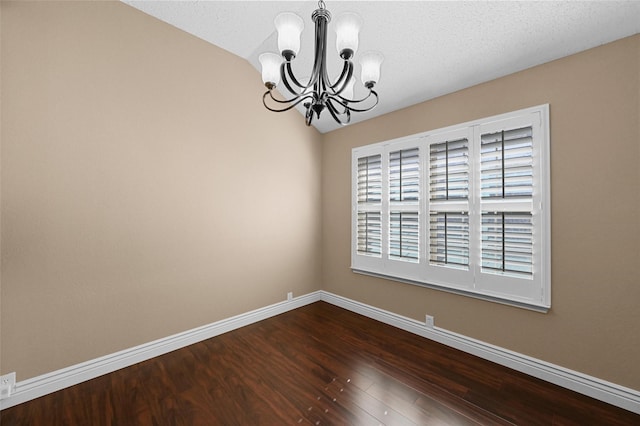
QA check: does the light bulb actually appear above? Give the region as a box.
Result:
[259,53,282,88]
[335,12,362,59]
[360,51,384,88]
[274,12,304,60]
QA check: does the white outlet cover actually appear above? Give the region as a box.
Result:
[425,315,435,328]
[0,372,16,399]
[0,372,16,386]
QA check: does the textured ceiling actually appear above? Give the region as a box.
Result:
[122,1,640,133]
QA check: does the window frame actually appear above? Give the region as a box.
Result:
[351,105,551,312]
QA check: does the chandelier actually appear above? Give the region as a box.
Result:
[259,1,383,126]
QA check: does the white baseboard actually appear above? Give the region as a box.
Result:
[319,291,640,415]
[0,291,322,410]
[2,290,638,415]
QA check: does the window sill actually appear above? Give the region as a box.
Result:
[351,268,550,313]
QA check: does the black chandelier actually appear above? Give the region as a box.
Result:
[259,1,383,126]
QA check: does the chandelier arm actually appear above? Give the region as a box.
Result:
[262,90,315,113]
[280,76,298,98]
[264,89,305,105]
[284,62,315,91]
[338,88,379,106]
[281,63,305,97]
[305,106,315,126]
[327,60,354,95]
[325,97,351,125]
[325,96,343,114]
[326,94,347,111]
[341,90,379,113]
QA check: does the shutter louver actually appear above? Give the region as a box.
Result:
[357,212,382,255]
[481,127,533,199]
[357,155,382,203]
[390,148,420,202]
[429,212,469,268]
[390,212,419,261]
[429,139,469,200]
[481,212,533,277]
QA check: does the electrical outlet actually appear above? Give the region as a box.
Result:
[425,315,435,329]
[0,372,16,399]
[287,292,293,301]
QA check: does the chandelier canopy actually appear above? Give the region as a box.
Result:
[259,1,383,126]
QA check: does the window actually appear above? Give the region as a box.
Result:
[351,105,550,311]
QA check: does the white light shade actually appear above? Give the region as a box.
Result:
[335,12,362,57]
[259,53,282,87]
[341,76,356,100]
[274,12,304,57]
[360,51,384,86]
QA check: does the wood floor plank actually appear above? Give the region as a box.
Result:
[1,302,638,425]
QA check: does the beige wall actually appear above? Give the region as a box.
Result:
[1,0,639,395]
[0,1,322,380]
[323,34,640,390]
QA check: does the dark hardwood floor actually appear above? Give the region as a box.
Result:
[2,301,638,425]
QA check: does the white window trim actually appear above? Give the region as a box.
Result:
[351,105,551,312]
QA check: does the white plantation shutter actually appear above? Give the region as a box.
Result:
[427,134,471,272]
[389,211,419,261]
[357,155,382,203]
[352,105,550,310]
[476,112,544,306]
[429,138,469,200]
[480,127,533,199]
[479,126,535,278]
[481,212,533,276]
[390,148,420,202]
[357,212,382,255]
[389,147,421,263]
[354,153,382,260]
[429,212,469,268]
